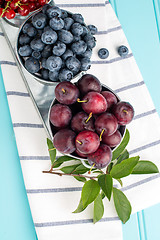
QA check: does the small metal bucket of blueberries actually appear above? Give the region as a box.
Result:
[16,3,97,85]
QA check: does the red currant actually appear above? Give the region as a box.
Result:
[38,0,46,6]
[5,9,16,19]
[28,2,35,12]
[10,0,19,10]
[18,5,30,16]
[0,8,6,17]
[21,0,29,3]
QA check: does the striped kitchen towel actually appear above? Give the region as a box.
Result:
[1,0,160,239]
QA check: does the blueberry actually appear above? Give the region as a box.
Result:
[61,9,68,19]
[46,56,62,72]
[80,47,92,58]
[22,23,32,34]
[37,29,43,37]
[58,30,73,44]
[80,57,91,71]
[63,17,74,30]
[41,69,49,80]
[25,57,40,73]
[72,13,84,24]
[71,40,87,55]
[66,56,81,74]
[42,45,52,58]
[71,22,83,36]
[72,35,81,43]
[98,48,109,59]
[46,6,62,18]
[30,38,45,51]
[19,34,31,45]
[81,26,89,37]
[41,58,47,69]
[49,17,64,31]
[59,68,73,81]
[49,70,59,81]
[18,45,32,57]
[41,28,57,44]
[62,49,74,61]
[52,41,66,56]
[26,26,37,37]
[32,12,47,29]
[32,50,41,60]
[42,4,50,14]
[118,45,129,57]
[87,25,98,35]
[84,34,96,48]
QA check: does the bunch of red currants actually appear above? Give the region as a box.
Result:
[0,0,48,19]
[49,74,134,169]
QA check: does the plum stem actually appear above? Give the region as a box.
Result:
[99,129,105,141]
[77,98,88,103]
[123,109,128,114]
[85,112,92,123]
[61,88,66,93]
[76,139,82,145]
[48,148,56,151]
[42,170,97,179]
[88,163,95,174]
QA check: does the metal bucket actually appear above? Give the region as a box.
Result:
[4,0,55,28]
[48,81,126,168]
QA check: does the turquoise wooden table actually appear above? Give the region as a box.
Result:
[0,1,160,239]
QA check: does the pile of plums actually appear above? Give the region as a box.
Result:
[49,74,134,169]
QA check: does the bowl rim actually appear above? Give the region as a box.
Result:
[48,80,126,168]
[15,7,88,86]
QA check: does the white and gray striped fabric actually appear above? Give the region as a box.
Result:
[1,0,160,239]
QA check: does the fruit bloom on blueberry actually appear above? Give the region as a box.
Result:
[118,45,129,57]
[98,48,109,59]
[25,57,40,73]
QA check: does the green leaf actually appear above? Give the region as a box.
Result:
[74,176,86,183]
[132,160,159,174]
[110,156,140,179]
[93,194,104,224]
[60,164,80,174]
[73,198,86,213]
[47,138,56,166]
[116,150,129,165]
[53,156,80,168]
[98,174,113,201]
[82,180,100,208]
[101,191,105,199]
[107,162,113,173]
[74,164,90,174]
[116,179,123,187]
[113,188,132,224]
[112,129,130,160]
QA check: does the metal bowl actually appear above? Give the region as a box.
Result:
[48,81,126,168]
[15,7,88,86]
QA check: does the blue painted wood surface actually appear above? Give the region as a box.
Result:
[109,0,160,239]
[0,1,160,239]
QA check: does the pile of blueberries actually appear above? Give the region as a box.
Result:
[17,4,97,82]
